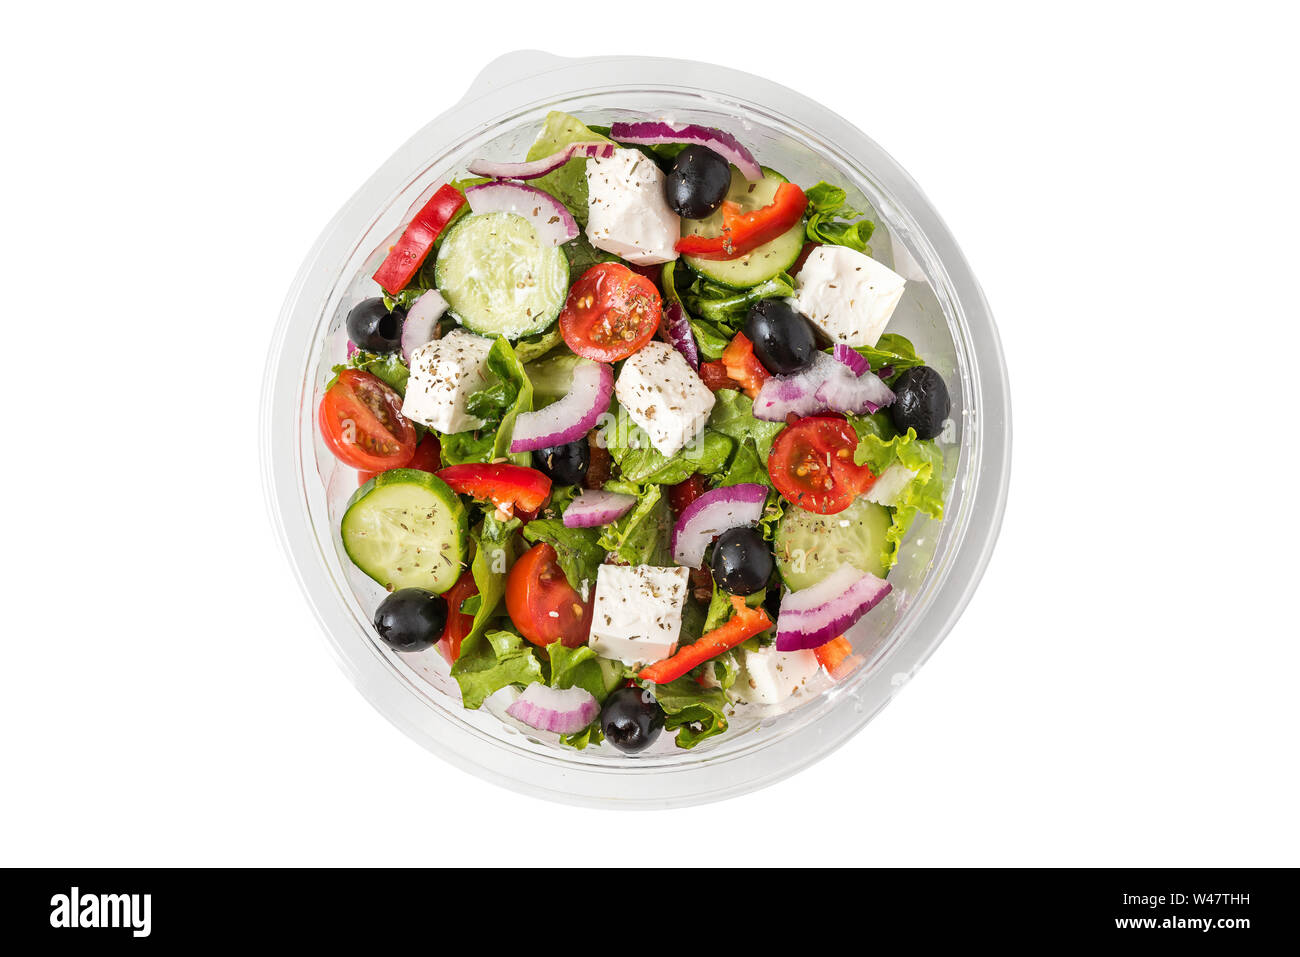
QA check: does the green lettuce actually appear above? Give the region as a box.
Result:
[848,412,947,568]
[681,274,795,325]
[804,181,874,253]
[524,351,584,409]
[602,406,733,485]
[463,337,532,465]
[329,350,410,396]
[526,112,613,228]
[513,325,564,364]
[662,261,733,360]
[851,333,925,382]
[597,481,672,566]
[438,430,494,465]
[707,390,785,460]
[521,518,605,591]
[716,438,769,488]
[451,628,543,710]
[649,677,729,749]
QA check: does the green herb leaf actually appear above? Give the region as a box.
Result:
[804,181,874,254]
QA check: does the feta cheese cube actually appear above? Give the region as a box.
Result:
[401,329,494,434]
[588,564,689,668]
[732,645,822,706]
[793,244,907,347]
[585,148,680,265]
[614,341,715,457]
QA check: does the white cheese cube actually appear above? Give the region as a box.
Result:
[794,244,906,347]
[864,463,918,507]
[614,341,715,457]
[401,329,494,434]
[588,564,689,668]
[585,148,680,265]
[732,645,822,706]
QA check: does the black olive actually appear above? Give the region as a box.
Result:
[743,299,817,375]
[373,588,448,652]
[346,297,405,353]
[531,438,589,487]
[601,686,665,754]
[888,366,951,440]
[664,145,732,219]
[710,526,773,596]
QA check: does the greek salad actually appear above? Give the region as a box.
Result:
[318,112,951,753]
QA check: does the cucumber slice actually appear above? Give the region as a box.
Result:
[774,496,892,592]
[434,211,568,339]
[682,166,804,288]
[341,469,468,594]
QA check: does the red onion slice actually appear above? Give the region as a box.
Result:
[508,360,613,453]
[467,142,616,181]
[400,290,448,363]
[563,489,637,528]
[663,302,699,370]
[753,352,895,421]
[813,362,895,415]
[775,564,893,651]
[671,483,768,568]
[608,121,762,181]
[832,343,871,377]
[506,683,599,735]
[464,181,578,245]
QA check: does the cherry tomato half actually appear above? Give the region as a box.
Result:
[559,263,662,362]
[768,416,875,514]
[358,433,441,486]
[319,369,416,472]
[505,543,594,649]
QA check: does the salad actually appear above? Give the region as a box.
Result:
[318,112,951,753]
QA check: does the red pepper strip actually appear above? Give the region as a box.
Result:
[372,184,467,295]
[814,635,853,674]
[721,332,771,399]
[639,597,772,686]
[674,182,808,261]
[436,463,552,514]
[699,360,741,392]
[667,473,709,514]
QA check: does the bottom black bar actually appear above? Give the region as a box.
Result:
[3,868,1287,945]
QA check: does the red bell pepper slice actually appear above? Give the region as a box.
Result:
[639,597,772,686]
[667,473,709,514]
[674,182,808,261]
[699,360,741,392]
[436,463,551,514]
[372,184,467,295]
[721,332,771,399]
[813,635,853,673]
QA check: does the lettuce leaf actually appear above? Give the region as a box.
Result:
[648,677,729,749]
[437,430,495,465]
[850,333,925,382]
[848,412,947,568]
[525,112,613,228]
[707,390,785,460]
[681,274,795,325]
[804,181,874,254]
[329,350,410,396]
[450,628,543,710]
[597,481,672,566]
[513,325,564,365]
[521,518,605,591]
[602,406,733,485]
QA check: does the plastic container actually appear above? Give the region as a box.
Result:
[261,52,1011,808]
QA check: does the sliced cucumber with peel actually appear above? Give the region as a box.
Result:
[341,469,468,594]
[774,496,892,592]
[434,211,568,339]
[682,166,805,288]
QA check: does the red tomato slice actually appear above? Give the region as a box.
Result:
[436,569,478,665]
[668,474,709,514]
[319,369,416,472]
[768,416,875,514]
[505,543,593,649]
[559,263,662,361]
[358,434,441,486]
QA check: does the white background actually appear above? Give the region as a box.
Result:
[3,1,1296,867]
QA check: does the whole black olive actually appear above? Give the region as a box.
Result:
[373,588,448,652]
[346,297,405,353]
[532,438,590,487]
[888,366,951,440]
[664,146,732,219]
[710,526,773,596]
[744,298,817,375]
[601,686,665,754]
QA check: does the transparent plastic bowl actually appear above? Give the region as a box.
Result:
[261,52,1011,808]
